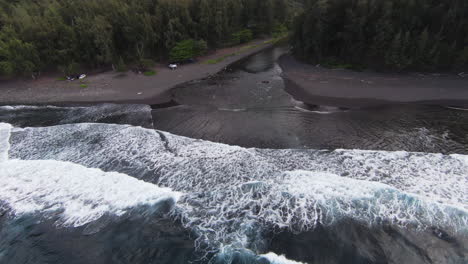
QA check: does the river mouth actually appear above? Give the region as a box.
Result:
[151,46,468,154]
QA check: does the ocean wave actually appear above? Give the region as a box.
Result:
[1,121,183,235]
[260,253,307,264]
[3,122,466,253]
[281,170,466,229]
[175,171,467,251]
[0,158,181,227]
[213,248,307,264]
[9,123,467,210]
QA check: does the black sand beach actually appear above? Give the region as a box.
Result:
[0,39,277,106]
[279,55,468,108]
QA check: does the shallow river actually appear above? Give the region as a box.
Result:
[0,46,467,264]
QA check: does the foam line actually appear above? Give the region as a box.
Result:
[260,253,307,264]
[279,171,467,229]
[0,159,182,227]
[0,123,12,162]
[0,104,153,128]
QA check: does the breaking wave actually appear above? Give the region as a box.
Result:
[260,253,306,264]
[0,159,181,227]
[1,122,180,231]
[2,122,466,260]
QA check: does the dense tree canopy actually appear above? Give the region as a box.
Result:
[0,0,291,77]
[291,0,468,72]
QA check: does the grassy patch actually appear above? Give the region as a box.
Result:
[330,63,355,70]
[238,44,259,52]
[79,84,88,88]
[263,39,276,44]
[264,34,289,45]
[56,76,67,81]
[322,60,365,71]
[204,58,224,64]
[203,53,236,64]
[143,70,157,76]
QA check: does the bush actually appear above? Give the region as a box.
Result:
[143,70,156,76]
[0,61,14,77]
[115,57,127,72]
[170,40,195,62]
[59,61,81,76]
[272,24,288,38]
[0,37,40,77]
[193,40,208,56]
[169,39,208,62]
[231,29,253,45]
[138,58,155,71]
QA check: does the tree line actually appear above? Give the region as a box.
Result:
[0,0,291,77]
[291,0,468,72]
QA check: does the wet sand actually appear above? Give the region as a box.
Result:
[0,39,276,106]
[279,55,468,108]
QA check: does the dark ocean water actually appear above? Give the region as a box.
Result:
[0,46,467,264]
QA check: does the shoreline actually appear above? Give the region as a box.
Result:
[2,43,468,109]
[279,55,468,108]
[0,38,278,106]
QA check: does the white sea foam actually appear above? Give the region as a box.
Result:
[5,122,468,250]
[446,106,468,111]
[218,108,247,112]
[333,149,468,209]
[0,123,11,162]
[0,159,181,227]
[0,105,65,110]
[260,253,307,264]
[294,106,333,114]
[279,171,467,229]
[452,154,468,165]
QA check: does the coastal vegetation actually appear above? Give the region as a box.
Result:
[0,0,292,78]
[291,0,468,72]
[3,0,465,77]
[169,39,207,62]
[143,70,157,76]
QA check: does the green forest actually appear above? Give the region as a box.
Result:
[0,0,291,77]
[2,0,468,78]
[291,0,468,71]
